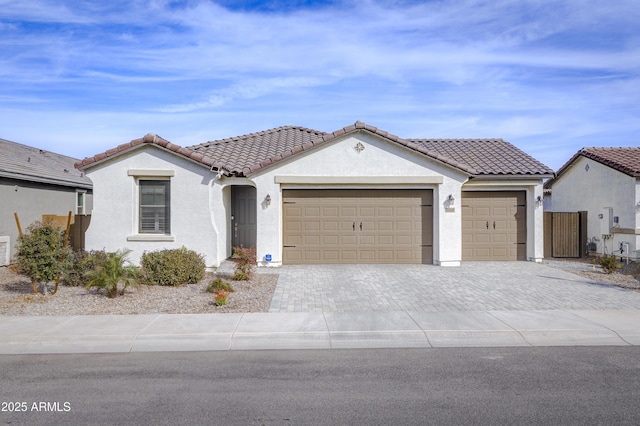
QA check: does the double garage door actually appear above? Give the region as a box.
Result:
[283,189,433,264]
[461,191,527,261]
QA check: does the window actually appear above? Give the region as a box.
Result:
[76,192,85,215]
[139,180,170,234]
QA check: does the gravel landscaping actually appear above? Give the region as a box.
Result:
[543,258,640,291]
[1,258,638,316]
[0,266,279,316]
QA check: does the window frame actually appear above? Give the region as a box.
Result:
[138,179,171,235]
[76,190,86,215]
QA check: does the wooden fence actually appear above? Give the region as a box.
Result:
[42,214,91,251]
[543,211,587,258]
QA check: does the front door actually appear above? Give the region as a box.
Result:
[231,186,257,248]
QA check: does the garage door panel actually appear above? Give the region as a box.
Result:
[283,189,433,264]
[358,250,376,261]
[303,235,321,245]
[359,235,375,245]
[395,235,413,245]
[286,222,302,232]
[322,206,339,216]
[360,207,375,216]
[322,221,338,231]
[286,235,303,245]
[341,251,357,261]
[305,207,320,216]
[341,235,357,245]
[323,235,339,245]
[304,222,320,231]
[378,221,393,231]
[378,235,394,245]
[462,191,526,261]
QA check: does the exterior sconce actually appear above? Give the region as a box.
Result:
[447,194,455,206]
[265,194,271,206]
[536,195,543,208]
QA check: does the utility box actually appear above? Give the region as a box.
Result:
[600,207,613,238]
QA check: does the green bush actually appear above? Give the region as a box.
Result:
[15,221,73,292]
[206,277,234,293]
[599,255,621,274]
[63,250,110,287]
[232,246,256,281]
[84,249,140,298]
[141,246,205,286]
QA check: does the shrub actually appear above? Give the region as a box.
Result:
[15,221,73,294]
[84,249,140,298]
[206,277,234,293]
[599,255,621,274]
[63,250,110,287]
[214,290,230,306]
[232,246,256,281]
[141,246,205,286]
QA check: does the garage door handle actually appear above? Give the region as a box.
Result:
[486,221,489,230]
[493,221,496,230]
[353,222,356,231]
[360,222,363,231]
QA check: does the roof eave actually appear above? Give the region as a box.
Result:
[76,135,216,171]
[471,173,555,180]
[0,170,93,189]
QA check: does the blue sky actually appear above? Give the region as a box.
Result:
[1,0,638,170]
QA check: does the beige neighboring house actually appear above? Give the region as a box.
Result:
[0,138,93,266]
[76,121,553,268]
[545,147,640,260]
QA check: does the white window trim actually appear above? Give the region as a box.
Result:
[76,190,87,215]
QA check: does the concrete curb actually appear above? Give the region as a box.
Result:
[1,309,639,354]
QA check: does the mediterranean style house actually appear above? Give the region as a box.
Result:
[75,121,553,267]
[545,147,640,260]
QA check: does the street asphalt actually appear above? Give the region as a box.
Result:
[2,261,640,354]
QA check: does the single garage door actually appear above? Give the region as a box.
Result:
[462,191,526,261]
[283,189,433,264]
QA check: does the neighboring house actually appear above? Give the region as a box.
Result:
[545,147,640,260]
[76,121,553,268]
[0,138,93,266]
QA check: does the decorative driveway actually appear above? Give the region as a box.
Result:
[269,262,640,313]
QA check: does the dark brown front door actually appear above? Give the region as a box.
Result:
[231,186,257,248]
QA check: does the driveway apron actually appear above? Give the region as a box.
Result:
[269,262,640,313]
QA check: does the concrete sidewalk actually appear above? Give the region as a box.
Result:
[2,309,640,354]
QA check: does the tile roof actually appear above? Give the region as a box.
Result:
[187,125,327,176]
[74,133,220,170]
[76,121,553,178]
[0,138,92,189]
[577,147,640,176]
[408,138,554,176]
[546,147,640,189]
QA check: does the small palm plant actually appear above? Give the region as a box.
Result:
[84,249,140,298]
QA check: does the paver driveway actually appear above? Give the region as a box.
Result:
[269,262,640,313]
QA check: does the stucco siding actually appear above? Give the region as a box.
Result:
[0,177,86,262]
[549,156,639,259]
[84,146,218,266]
[249,133,469,266]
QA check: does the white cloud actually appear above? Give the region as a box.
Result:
[0,0,638,172]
